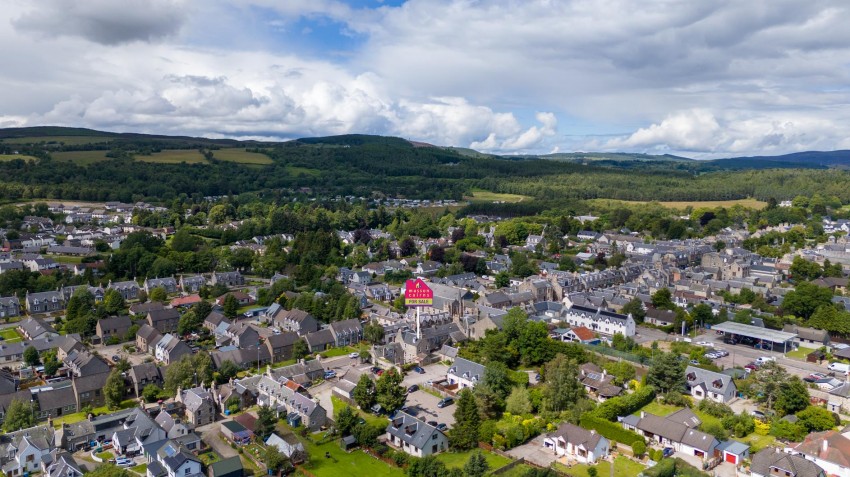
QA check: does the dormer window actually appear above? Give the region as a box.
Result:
[687,373,696,381]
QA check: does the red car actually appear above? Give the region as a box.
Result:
[376,369,384,376]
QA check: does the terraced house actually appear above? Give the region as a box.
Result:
[24,291,63,314]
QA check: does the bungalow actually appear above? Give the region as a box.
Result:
[171,295,202,308]
[215,291,252,307]
[265,433,305,463]
[18,316,58,340]
[446,358,485,390]
[208,456,243,477]
[783,324,830,348]
[558,326,600,345]
[385,412,448,457]
[623,410,718,460]
[136,324,163,354]
[684,366,737,403]
[644,307,677,327]
[543,422,609,464]
[579,363,623,401]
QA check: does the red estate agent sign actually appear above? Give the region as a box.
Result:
[404,278,434,307]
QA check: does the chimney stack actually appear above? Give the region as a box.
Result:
[822,438,829,455]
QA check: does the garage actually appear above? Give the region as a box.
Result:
[694,450,705,458]
[716,440,750,466]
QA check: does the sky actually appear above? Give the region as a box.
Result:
[3,0,850,158]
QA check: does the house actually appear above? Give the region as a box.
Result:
[750,448,825,477]
[684,366,737,403]
[386,412,448,457]
[146,440,202,477]
[180,275,207,294]
[137,324,163,354]
[147,308,181,334]
[109,409,167,456]
[543,422,609,464]
[0,296,21,318]
[783,324,831,348]
[108,280,141,301]
[24,291,63,314]
[171,295,202,308]
[304,329,335,353]
[416,261,442,277]
[155,411,192,439]
[265,433,306,462]
[18,317,58,340]
[274,309,319,336]
[96,315,133,342]
[557,326,600,345]
[211,271,244,288]
[207,456,243,477]
[265,332,299,363]
[154,334,192,365]
[644,307,677,327]
[222,322,261,349]
[329,319,363,347]
[0,425,54,476]
[623,410,718,460]
[203,311,229,332]
[59,408,162,452]
[178,386,217,427]
[42,450,83,477]
[130,301,165,317]
[33,386,78,420]
[251,373,327,430]
[215,291,253,307]
[64,349,111,377]
[446,358,485,390]
[561,305,636,337]
[789,430,850,477]
[579,363,623,400]
[145,277,179,295]
[220,420,253,445]
[129,362,164,397]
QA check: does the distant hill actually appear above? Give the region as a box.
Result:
[532,152,691,162]
[708,150,850,168]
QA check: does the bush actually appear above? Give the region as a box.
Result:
[592,386,656,421]
[631,440,646,456]
[661,392,691,407]
[579,415,645,446]
[697,399,733,419]
[391,451,409,467]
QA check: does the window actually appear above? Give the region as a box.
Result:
[185,468,190,475]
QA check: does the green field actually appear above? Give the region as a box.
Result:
[213,148,273,165]
[0,329,23,344]
[1,135,113,145]
[0,154,38,162]
[467,190,529,203]
[286,166,322,176]
[557,456,645,477]
[434,449,512,470]
[52,150,112,165]
[588,198,767,211]
[136,150,208,164]
[298,435,404,477]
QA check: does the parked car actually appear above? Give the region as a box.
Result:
[371,366,381,374]
[349,352,359,359]
[112,355,121,362]
[804,372,828,382]
[323,370,337,379]
[755,356,776,365]
[662,448,674,458]
[427,420,438,427]
[696,341,714,348]
[689,359,699,365]
[407,385,419,394]
[376,369,384,376]
[437,397,454,408]
[436,423,448,431]
[751,410,766,420]
[744,362,758,372]
[413,366,425,374]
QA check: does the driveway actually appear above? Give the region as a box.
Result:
[401,363,449,388]
[197,422,238,458]
[635,326,672,345]
[403,390,455,428]
[506,436,560,468]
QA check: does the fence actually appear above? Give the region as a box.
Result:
[579,344,650,365]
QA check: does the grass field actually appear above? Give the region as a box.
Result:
[0,154,38,162]
[287,166,322,176]
[434,449,512,470]
[1,135,113,145]
[467,190,529,203]
[298,434,405,477]
[0,329,23,344]
[588,198,767,210]
[787,347,815,360]
[557,456,645,477]
[52,150,112,165]
[331,396,388,428]
[213,148,273,165]
[136,150,208,164]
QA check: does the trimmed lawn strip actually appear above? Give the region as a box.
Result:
[556,456,645,477]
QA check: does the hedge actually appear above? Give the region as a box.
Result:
[579,415,645,446]
[591,386,656,421]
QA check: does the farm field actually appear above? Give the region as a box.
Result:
[588,198,768,210]
[0,135,113,145]
[135,150,208,164]
[52,150,111,165]
[0,154,37,162]
[467,190,530,203]
[213,148,273,165]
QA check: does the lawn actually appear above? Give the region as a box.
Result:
[197,452,220,466]
[0,328,23,344]
[298,435,405,477]
[52,400,137,428]
[495,463,537,477]
[213,148,273,165]
[97,451,114,461]
[0,154,38,162]
[742,433,776,453]
[320,346,355,359]
[331,395,388,428]
[52,150,111,165]
[129,464,147,475]
[136,150,208,164]
[467,189,529,203]
[786,347,815,360]
[434,449,512,470]
[634,401,682,417]
[557,456,645,477]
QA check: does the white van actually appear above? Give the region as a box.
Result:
[755,356,776,365]
[828,362,850,374]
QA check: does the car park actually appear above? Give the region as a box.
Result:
[437,397,454,408]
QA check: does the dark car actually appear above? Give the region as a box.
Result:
[407,385,419,394]
[436,423,448,431]
[371,366,381,374]
[437,397,454,408]
[413,366,425,374]
[112,355,121,362]
[427,420,438,427]
[662,447,674,458]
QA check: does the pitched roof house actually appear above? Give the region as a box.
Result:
[386,412,448,457]
[543,422,609,464]
[684,366,737,403]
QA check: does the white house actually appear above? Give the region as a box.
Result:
[146,441,202,477]
[684,366,737,403]
[0,425,54,476]
[561,305,636,337]
[446,357,485,390]
[543,422,609,464]
[385,413,448,457]
[789,431,850,477]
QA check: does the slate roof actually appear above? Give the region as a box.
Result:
[137,323,163,343]
[266,331,299,348]
[447,357,485,383]
[386,412,445,450]
[209,456,243,477]
[685,366,736,397]
[792,430,850,470]
[751,448,825,477]
[548,422,604,450]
